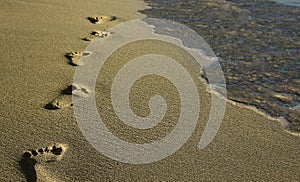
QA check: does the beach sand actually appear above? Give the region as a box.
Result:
[0,0,300,181]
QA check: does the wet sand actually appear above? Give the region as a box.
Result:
[0,0,300,181]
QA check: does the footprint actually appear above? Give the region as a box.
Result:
[82,30,112,41]
[20,143,67,182]
[87,15,117,24]
[91,30,111,38]
[45,94,72,110]
[65,51,91,66]
[45,84,90,110]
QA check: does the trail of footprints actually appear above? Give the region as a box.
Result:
[21,15,117,181]
[46,15,116,109]
[68,16,116,65]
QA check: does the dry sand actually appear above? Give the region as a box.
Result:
[0,0,300,181]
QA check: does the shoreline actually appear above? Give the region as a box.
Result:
[140,0,300,126]
[0,0,300,181]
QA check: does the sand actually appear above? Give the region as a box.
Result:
[0,0,300,181]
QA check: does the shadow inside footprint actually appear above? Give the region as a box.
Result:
[19,152,37,182]
[87,16,98,23]
[61,85,77,95]
[51,145,63,155]
[44,103,60,110]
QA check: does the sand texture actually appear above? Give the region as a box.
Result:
[0,0,300,181]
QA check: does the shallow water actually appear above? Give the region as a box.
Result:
[140,0,300,124]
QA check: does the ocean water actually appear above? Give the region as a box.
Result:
[273,0,300,7]
[140,0,300,124]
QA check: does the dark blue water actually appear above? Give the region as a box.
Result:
[140,0,300,125]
